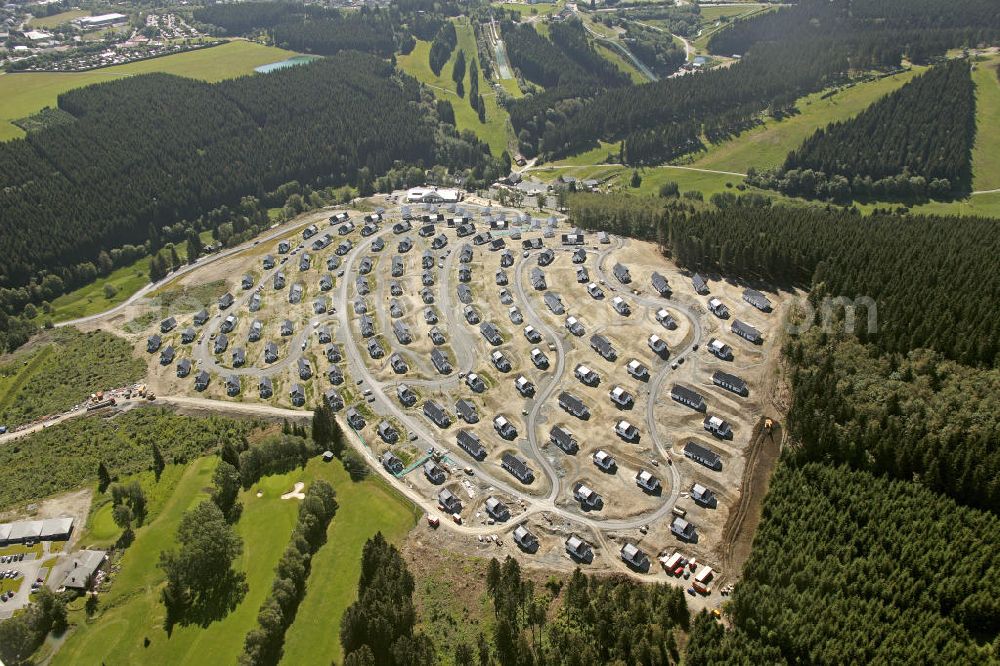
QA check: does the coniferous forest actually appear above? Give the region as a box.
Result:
[749,59,976,200]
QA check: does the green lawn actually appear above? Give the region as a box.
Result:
[0,41,298,140]
[971,56,1000,192]
[690,68,924,173]
[550,140,621,167]
[397,21,511,155]
[54,455,419,665]
[41,257,152,323]
[279,462,420,665]
[30,9,90,29]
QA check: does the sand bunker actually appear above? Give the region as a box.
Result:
[280,482,306,500]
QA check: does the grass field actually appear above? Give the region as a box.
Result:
[397,21,511,155]
[279,463,420,665]
[594,42,646,83]
[39,229,212,324]
[0,41,298,140]
[971,56,1000,192]
[29,9,89,29]
[54,455,418,665]
[690,68,924,172]
[497,2,563,17]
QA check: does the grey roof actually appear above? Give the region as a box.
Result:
[457,430,486,458]
[502,452,533,481]
[684,441,722,469]
[732,319,762,340]
[671,384,706,409]
[713,370,748,394]
[61,549,106,589]
[692,273,708,293]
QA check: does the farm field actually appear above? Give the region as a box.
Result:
[54,455,415,665]
[397,22,510,155]
[0,41,298,140]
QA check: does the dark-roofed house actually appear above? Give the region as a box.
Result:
[423,400,452,428]
[390,353,408,374]
[264,341,279,363]
[684,441,723,470]
[613,262,631,283]
[743,288,772,312]
[318,327,332,344]
[671,385,706,411]
[194,370,210,391]
[297,357,312,380]
[424,461,446,484]
[576,267,590,283]
[692,273,709,295]
[731,319,763,344]
[558,392,589,419]
[366,338,384,359]
[248,319,263,342]
[242,274,254,290]
[485,497,510,522]
[259,377,273,398]
[573,482,602,509]
[455,399,478,424]
[382,452,404,475]
[432,233,448,249]
[544,292,564,314]
[289,282,303,303]
[280,319,294,336]
[160,317,177,333]
[713,370,748,396]
[232,347,246,367]
[181,327,196,344]
[319,274,333,291]
[194,309,210,326]
[530,267,546,290]
[457,283,473,303]
[273,271,286,290]
[493,415,517,440]
[327,366,344,385]
[298,253,312,271]
[550,425,578,454]
[626,359,649,380]
[708,338,733,360]
[651,272,671,297]
[176,358,192,377]
[226,375,241,396]
[378,420,399,443]
[346,407,365,429]
[393,320,412,345]
[159,346,175,366]
[502,452,534,484]
[457,430,487,460]
[438,488,462,514]
[537,248,555,266]
[480,322,503,346]
[214,334,228,354]
[263,254,276,269]
[590,334,616,361]
[249,293,262,312]
[359,315,375,338]
[431,348,452,375]
[218,292,235,309]
[147,334,162,353]
[513,525,538,551]
[290,383,306,407]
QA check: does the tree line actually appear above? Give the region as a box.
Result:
[503,20,628,89]
[240,480,339,665]
[340,533,435,666]
[685,463,1000,664]
[749,59,976,200]
[429,21,458,76]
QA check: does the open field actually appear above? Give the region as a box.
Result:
[497,2,564,17]
[689,68,924,172]
[595,42,646,83]
[397,22,510,155]
[279,463,420,665]
[29,9,90,28]
[0,41,298,140]
[971,56,1000,191]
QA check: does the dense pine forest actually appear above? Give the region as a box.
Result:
[508,0,999,160]
[502,20,628,89]
[685,463,1000,665]
[749,60,976,200]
